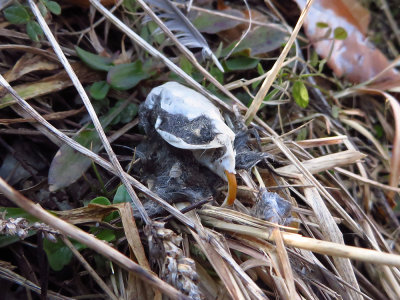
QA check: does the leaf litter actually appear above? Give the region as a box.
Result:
[0,0,399,299]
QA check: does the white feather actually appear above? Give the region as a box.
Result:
[143,0,224,71]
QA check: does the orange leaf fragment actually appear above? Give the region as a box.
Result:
[295,0,400,88]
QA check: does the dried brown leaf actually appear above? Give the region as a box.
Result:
[0,62,103,108]
[55,205,116,224]
[275,149,366,175]
[295,0,400,86]
[3,54,59,83]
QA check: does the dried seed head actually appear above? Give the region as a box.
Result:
[146,221,202,299]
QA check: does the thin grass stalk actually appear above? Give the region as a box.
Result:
[27,0,151,225]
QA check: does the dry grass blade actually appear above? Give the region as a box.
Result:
[301,180,361,300]
[201,205,297,232]
[244,0,314,124]
[3,54,59,83]
[224,56,297,91]
[0,62,102,108]
[273,228,297,299]
[55,205,119,224]
[0,177,187,299]
[340,118,390,161]
[379,0,400,46]
[0,261,70,300]
[200,216,400,267]
[275,150,366,175]
[294,135,348,148]
[0,44,59,61]
[335,167,400,193]
[273,135,363,232]
[192,229,245,299]
[27,0,151,225]
[0,107,85,125]
[362,222,400,298]
[375,90,400,204]
[109,202,151,271]
[78,202,152,274]
[176,2,289,33]
[187,211,268,299]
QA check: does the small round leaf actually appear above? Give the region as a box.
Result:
[4,5,30,24]
[90,81,110,100]
[38,2,48,17]
[26,21,43,42]
[89,196,111,206]
[45,1,61,15]
[112,103,138,125]
[75,46,114,72]
[334,27,348,40]
[107,61,151,91]
[225,57,260,71]
[292,80,309,108]
[316,22,329,28]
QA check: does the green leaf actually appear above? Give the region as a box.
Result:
[0,207,38,248]
[111,102,138,125]
[292,81,309,108]
[107,61,151,91]
[93,228,115,242]
[331,105,340,118]
[113,185,130,204]
[318,58,327,73]
[75,46,113,72]
[45,1,61,15]
[221,26,288,57]
[180,56,193,76]
[225,57,259,71]
[90,81,110,100]
[123,0,139,12]
[310,50,319,67]
[48,102,128,191]
[38,2,48,17]
[374,124,384,139]
[316,22,329,28]
[296,127,308,141]
[334,27,348,40]
[26,21,43,42]
[0,234,35,248]
[89,197,118,221]
[147,21,164,44]
[263,88,279,102]
[44,238,85,271]
[44,230,115,271]
[0,207,39,222]
[4,5,30,24]
[210,66,224,84]
[193,9,242,34]
[90,197,111,206]
[257,63,264,75]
